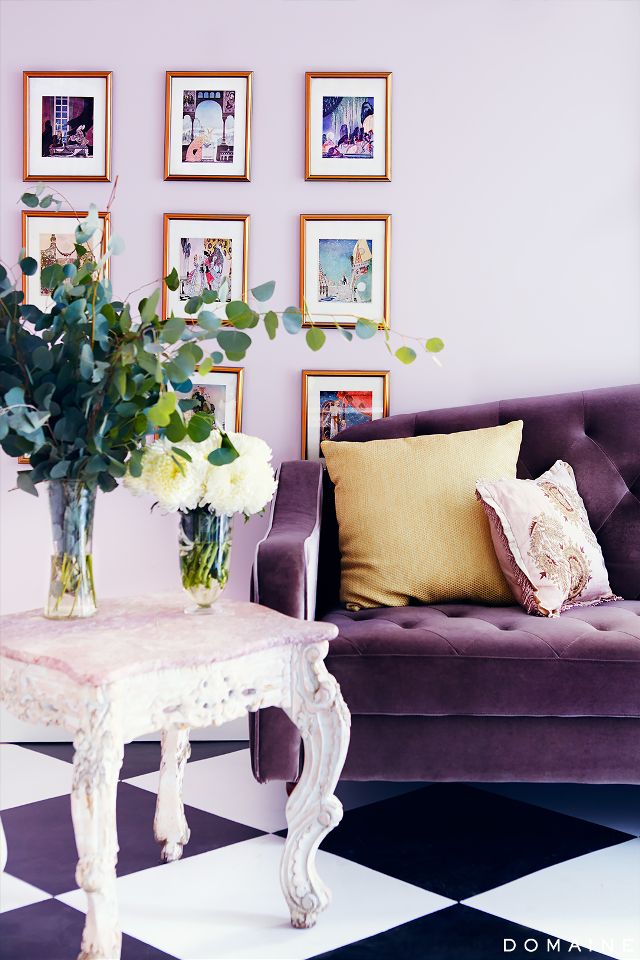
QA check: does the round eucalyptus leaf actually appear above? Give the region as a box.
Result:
[19,257,38,276]
[305,327,326,352]
[395,346,417,364]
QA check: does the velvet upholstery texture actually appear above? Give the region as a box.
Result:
[251,384,640,785]
[323,601,640,718]
[339,716,640,783]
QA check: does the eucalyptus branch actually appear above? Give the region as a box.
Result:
[1,184,445,496]
[105,175,119,212]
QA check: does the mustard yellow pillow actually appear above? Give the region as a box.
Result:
[322,421,523,609]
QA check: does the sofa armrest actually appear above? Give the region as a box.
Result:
[252,459,324,620]
[250,460,324,783]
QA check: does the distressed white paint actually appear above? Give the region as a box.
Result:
[0,597,349,959]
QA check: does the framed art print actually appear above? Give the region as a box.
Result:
[179,367,244,433]
[162,214,249,321]
[300,214,390,329]
[302,370,389,461]
[305,72,391,181]
[22,210,110,311]
[23,71,112,181]
[165,72,252,180]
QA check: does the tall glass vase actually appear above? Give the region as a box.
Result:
[45,480,97,619]
[178,508,232,612]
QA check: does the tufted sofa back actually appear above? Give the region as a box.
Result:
[317,384,640,613]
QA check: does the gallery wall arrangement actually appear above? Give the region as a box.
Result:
[18,67,396,476]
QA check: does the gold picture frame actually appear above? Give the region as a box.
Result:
[162,214,249,321]
[23,71,112,182]
[301,369,390,461]
[300,214,391,329]
[164,71,252,181]
[182,366,244,434]
[21,209,111,308]
[305,72,391,181]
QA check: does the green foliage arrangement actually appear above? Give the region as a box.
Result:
[0,186,444,497]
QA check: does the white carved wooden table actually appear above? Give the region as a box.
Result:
[0,594,350,960]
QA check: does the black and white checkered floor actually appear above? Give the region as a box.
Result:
[1,742,639,960]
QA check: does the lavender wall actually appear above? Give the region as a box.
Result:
[1,0,639,633]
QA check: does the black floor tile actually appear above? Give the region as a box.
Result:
[310,784,633,900]
[0,898,178,960]
[2,782,262,895]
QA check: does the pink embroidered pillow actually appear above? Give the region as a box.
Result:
[476,460,619,617]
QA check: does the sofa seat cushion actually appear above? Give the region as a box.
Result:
[323,600,640,718]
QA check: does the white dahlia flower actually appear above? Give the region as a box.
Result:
[201,431,276,517]
[124,437,207,513]
[125,428,276,518]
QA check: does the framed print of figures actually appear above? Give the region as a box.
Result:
[180,367,244,433]
[22,210,110,311]
[305,72,391,181]
[23,71,112,181]
[300,214,390,329]
[165,72,252,180]
[302,370,389,461]
[162,214,249,321]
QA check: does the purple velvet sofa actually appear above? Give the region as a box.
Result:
[250,384,640,786]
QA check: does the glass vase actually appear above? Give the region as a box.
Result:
[178,508,232,612]
[45,480,97,619]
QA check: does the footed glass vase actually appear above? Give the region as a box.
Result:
[179,508,232,611]
[46,480,97,619]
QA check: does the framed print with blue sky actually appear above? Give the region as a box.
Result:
[305,72,391,180]
[301,370,389,461]
[23,71,111,181]
[165,72,252,180]
[162,214,249,321]
[300,214,390,329]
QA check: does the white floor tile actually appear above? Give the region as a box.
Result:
[0,744,73,810]
[476,783,640,837]
[0,872,51,913]
[127,748,290,833]
[58,834,453,960]
[464,839,640,960]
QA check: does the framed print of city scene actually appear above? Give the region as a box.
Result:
[23,71,112,181]
[300,214,390,329]
[301,370,389,461]
[162,214,249,321]
[179,367,244,434]
[305,72,391,180]
[22,210,110,312]
[165,72,252,180]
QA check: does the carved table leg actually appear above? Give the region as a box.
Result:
[281,641,351,929]
[71,703,124,960]
[154,727,191,862]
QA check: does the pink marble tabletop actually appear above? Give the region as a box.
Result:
[0,595,338,687]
